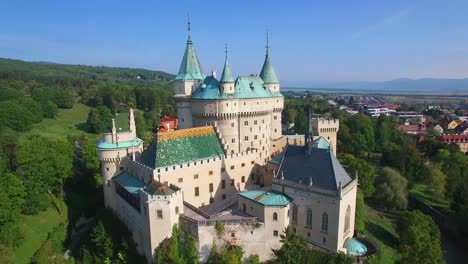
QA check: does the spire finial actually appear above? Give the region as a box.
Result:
[187,12,192,43]
[225,42,228,60]
[266,28,270,56]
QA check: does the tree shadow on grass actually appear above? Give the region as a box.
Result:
[365,221,399,249]
[75,122,90,133]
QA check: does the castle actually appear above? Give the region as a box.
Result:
[96,27,357,263]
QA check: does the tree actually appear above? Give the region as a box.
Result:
[16,136,73,214]
[86,106,113,133]
[41,100,59,118]
[374,167,408,210]
[355,190,365,234]
[398,210,445,264]
[0,173,25,227]
[184,233,198,264]
[273,228,307,263]
[340,154,376,198]
[53,88,74,108]
[90,221,114,262]
[427,166,446,197]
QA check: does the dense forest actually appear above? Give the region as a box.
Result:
[0,58,175,263]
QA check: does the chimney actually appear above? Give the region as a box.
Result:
[211,70,217,78]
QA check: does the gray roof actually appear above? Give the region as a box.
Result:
[277,145,352,190]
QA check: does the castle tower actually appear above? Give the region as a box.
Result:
[260,32,283,143]
[97,109,144,209]
[313,117,339,156]
[219,44,235,94]
[174,16,205,129]
[260,31,280,93]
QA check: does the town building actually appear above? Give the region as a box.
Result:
[96,26,357,263]
[439,134,468,153]
[363,105,393,117]
[447,119,463,130]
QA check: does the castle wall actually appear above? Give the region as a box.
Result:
[154,150,260,208]
[193,221,281,262]
[175,96,193,129]
[187,96,283,157]
[141,189,184,261]
[271,182,349,252]
[336,181,358,252]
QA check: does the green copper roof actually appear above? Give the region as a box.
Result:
[97,138,143,149]
[259,52,279,84]
[313,137,331,149]
[220,57,234,83]
[114,171,146,197]
[175,40,205,81]
[139,127,224,169]
[269,150,285,165]
[192,75,282,100]
[239,189,292,207]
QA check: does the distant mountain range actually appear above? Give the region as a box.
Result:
[284,78,468,92]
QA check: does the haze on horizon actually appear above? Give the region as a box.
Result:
[1,0,468,85]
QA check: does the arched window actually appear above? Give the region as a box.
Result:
[243,203,246,213]
[292,205,298,224]
[306,209,313,227]
[321,212,328,233]
[273,212,278,221]
[344,205,351,233]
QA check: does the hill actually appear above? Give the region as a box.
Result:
[284,78,468,92]
[0,57,175,89]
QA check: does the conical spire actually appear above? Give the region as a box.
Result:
[220,43,234,83]
[259,31,279,84]
[175,15,205,81]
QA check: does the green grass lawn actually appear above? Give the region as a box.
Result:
[363,205,400,264]
[20,103,92,142]
[410,184,451,211]
[13,204,66,264]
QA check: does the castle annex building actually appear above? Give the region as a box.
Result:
[96,28,358,263]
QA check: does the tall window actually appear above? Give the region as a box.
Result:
[195,187,199,196]
[306,209,313,227]
[344,206,351,233]
[292,205,298,224]
[221,180,226,189]
[209,183,213,192]
[321,212,328,233]
[273,212,278,221]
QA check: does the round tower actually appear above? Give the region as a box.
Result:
[219,44,235,94]
[96,109,144,209]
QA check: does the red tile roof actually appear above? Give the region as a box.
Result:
[439,134,468,143]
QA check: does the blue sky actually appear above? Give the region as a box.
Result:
[1,0,468,84]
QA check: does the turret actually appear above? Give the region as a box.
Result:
[259,32,280,93]
[96,109,144,208]
[174,16,205,96]
[219,44,235,94]
[174,16,204,129]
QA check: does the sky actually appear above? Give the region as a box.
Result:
[1,0,468,85]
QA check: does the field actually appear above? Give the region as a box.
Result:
[363,205,400,264]
[20,103,92,141]
[13,103,92,263]
[410,184,451,211]
[13,201,66,264]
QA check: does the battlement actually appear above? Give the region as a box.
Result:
[313,117,339,127]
